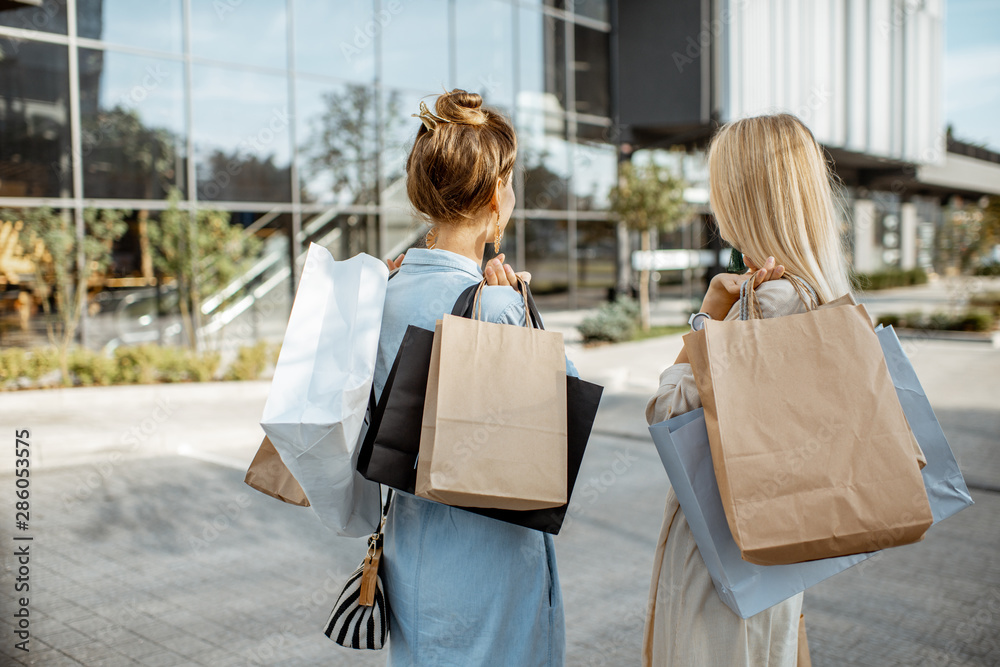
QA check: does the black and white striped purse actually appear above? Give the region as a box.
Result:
[323,490,392,650]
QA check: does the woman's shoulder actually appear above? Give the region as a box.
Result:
[754,278,814,317]
[723,278,814,321]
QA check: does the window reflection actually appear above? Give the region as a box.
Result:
[0,39,71,197]
[518,8,566,115]
[0,0,67,35]
[573,24,610,117]
[294,0,374,82]
[191,65,291,202]
[77,0,183,53]
[572,0,609,23]
[79,48,186,199]
[576,220,616,305]
[296,79,377,206]
[455,0,514,111]
[381,0,448,92]
[572,138,616,211]
[525,218,569,305]
[189,0,287,69]
[519,111,570,211]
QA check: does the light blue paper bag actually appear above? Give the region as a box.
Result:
[649,324,973,619]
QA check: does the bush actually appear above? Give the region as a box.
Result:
[0,348,28,385]
[969,292,1000,317]
[578,297,640,343]
[225,341,273,381]
[68,348,116,386]
[974,264,1000,276]
[854,268,928,291]
[113,344,161,384]
[877,309,996,333]
[188,350,221,382]
[24,347,59,382]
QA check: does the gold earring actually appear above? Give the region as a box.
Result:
[493,210,503,254]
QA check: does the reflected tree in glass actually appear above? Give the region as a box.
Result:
[81,106,179,281]
[301,84,402,206]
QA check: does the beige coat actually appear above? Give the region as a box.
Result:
[643,279,814,667]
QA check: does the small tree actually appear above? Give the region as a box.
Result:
[149,190,262,348]
[608,161,690,330]
[3,207,128,383]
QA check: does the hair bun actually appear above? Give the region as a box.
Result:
[435,89,488,126]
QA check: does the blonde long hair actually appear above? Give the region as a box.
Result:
[708,113,852,304]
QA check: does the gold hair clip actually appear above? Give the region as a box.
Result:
[412,101,453,132]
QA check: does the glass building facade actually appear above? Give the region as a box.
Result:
[0,0,616,348]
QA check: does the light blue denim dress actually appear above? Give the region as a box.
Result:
[374,248,573,667]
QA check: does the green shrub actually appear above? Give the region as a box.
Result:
[155,346,191,383]
[225,341,272,381]
[188,350,221,382]
[578,297,640,343]
[0,348,29,384]
[854,268,928,291]
[24,347,60,381]
[968,292,1000,317]
[974,264,1000,276]
[68,348,116,386]
[113,344,161,384]
[877,309,996,333]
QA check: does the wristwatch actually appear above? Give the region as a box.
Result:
[688,312,711,332]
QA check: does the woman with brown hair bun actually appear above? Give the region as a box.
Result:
[375,89,573,666]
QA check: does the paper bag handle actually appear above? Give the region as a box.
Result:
[739,274,818,320]
[471,277,536,329]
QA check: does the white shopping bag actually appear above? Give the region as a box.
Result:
[261,243,387,536]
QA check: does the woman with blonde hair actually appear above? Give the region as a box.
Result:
[377,89,571,666]
[643,113,853,665]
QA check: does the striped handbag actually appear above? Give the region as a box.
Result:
[323,490,392,650]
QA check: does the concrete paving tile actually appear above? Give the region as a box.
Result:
[15,649,87,666]
[135,651,193,667]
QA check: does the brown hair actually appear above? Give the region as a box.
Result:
[405,89,517,228]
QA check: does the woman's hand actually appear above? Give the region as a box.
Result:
[484,254,532,288]
[699,256,785,320]
[386,254,405,271]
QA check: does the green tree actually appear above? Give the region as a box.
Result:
[608,161,690,330]
[82,106,179,282]
[3,207,128,383]
[149,190,263,348]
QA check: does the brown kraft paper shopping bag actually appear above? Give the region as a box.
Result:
[245,436,310,507]
[684,298,932,565]
[416,282,568,510]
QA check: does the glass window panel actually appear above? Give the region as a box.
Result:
[525,218,569,306]
[518,111,570,211]
[77,0,183,53]
[572,138,616,211]
[455,0,514,112]
[576,219,615,306]
[381,0,448,93]
[296,79,376,206]
[189,0,287,70]
[293,0,374,82]
[0,39,72,197]
[573,24,609,117]
[191,65,291,202]
[380,87,422,202]
[0,0,67,35]
[518,8,566,116]
[79,48,186,199]
[573,0,609,23]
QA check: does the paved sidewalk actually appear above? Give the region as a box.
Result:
[0,330,998,666]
